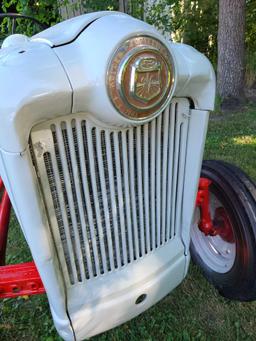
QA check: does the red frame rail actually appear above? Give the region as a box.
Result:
[0,262,45,298]
[0,177,45,298]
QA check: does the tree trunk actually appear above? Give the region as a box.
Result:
[217,0,246,110]
[119,0,129,13]
[58,0,84,20]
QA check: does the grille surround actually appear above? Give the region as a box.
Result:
[30,99,190,285]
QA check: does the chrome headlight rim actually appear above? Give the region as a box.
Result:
[106,34,176,122]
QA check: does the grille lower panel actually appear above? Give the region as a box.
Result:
[30,101,189,285]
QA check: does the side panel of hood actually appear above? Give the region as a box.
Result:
[0,42,72,153]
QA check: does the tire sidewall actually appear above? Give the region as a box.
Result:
[191,166,256,298]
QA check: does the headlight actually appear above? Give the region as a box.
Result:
[107,35,175,121]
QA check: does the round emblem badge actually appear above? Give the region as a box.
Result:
[107,36,175,120]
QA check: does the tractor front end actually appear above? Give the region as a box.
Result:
[0,12,215,340]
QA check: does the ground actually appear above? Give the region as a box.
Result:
[1,106,256,341]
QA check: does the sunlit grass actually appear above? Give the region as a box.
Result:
[204,105,256,180]
[233,135,256,145]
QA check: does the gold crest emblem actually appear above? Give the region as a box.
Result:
[131,57,162,102]
[107,36,175,120]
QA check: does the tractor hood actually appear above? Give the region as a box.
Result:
[32,11,120,47]
[0,12,215,153]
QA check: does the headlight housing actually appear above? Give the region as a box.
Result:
[107,35,175,120]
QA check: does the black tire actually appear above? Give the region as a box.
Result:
[190,160,256,301]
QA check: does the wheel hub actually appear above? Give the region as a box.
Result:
[213,207,235,243]
[192,182,236,273]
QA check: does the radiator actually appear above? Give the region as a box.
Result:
[30,99,189,287]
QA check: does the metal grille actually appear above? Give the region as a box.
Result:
[30,101,189,285]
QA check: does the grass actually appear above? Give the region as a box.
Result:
[1,106,256,341]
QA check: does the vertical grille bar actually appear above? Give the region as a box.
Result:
[143,124,151,253]
[121,130,134,261]
[136,125,145,256]
[166,105,176,240]
[156,114,162,247]
[150,119,156,250]
[171,117,181,238]
[128,129,140,259]
[113,133,128,265]
[94,129,115,271]
[85,122,108,274]
[76,120,101,276]
[161,107,170,244]
[174,117,189,235]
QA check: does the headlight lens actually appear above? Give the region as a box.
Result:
[107,35,175,121]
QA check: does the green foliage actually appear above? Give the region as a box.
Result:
[1,0,59,26]
[246,0,256,52]
[180,0,218,66]
[80,0,118,12]
[245,0,256,87]
[0,0,59,40]
[129,0,145,20]
[145,0,218,66]
[245,51,256,88]
[144,0,175,36]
